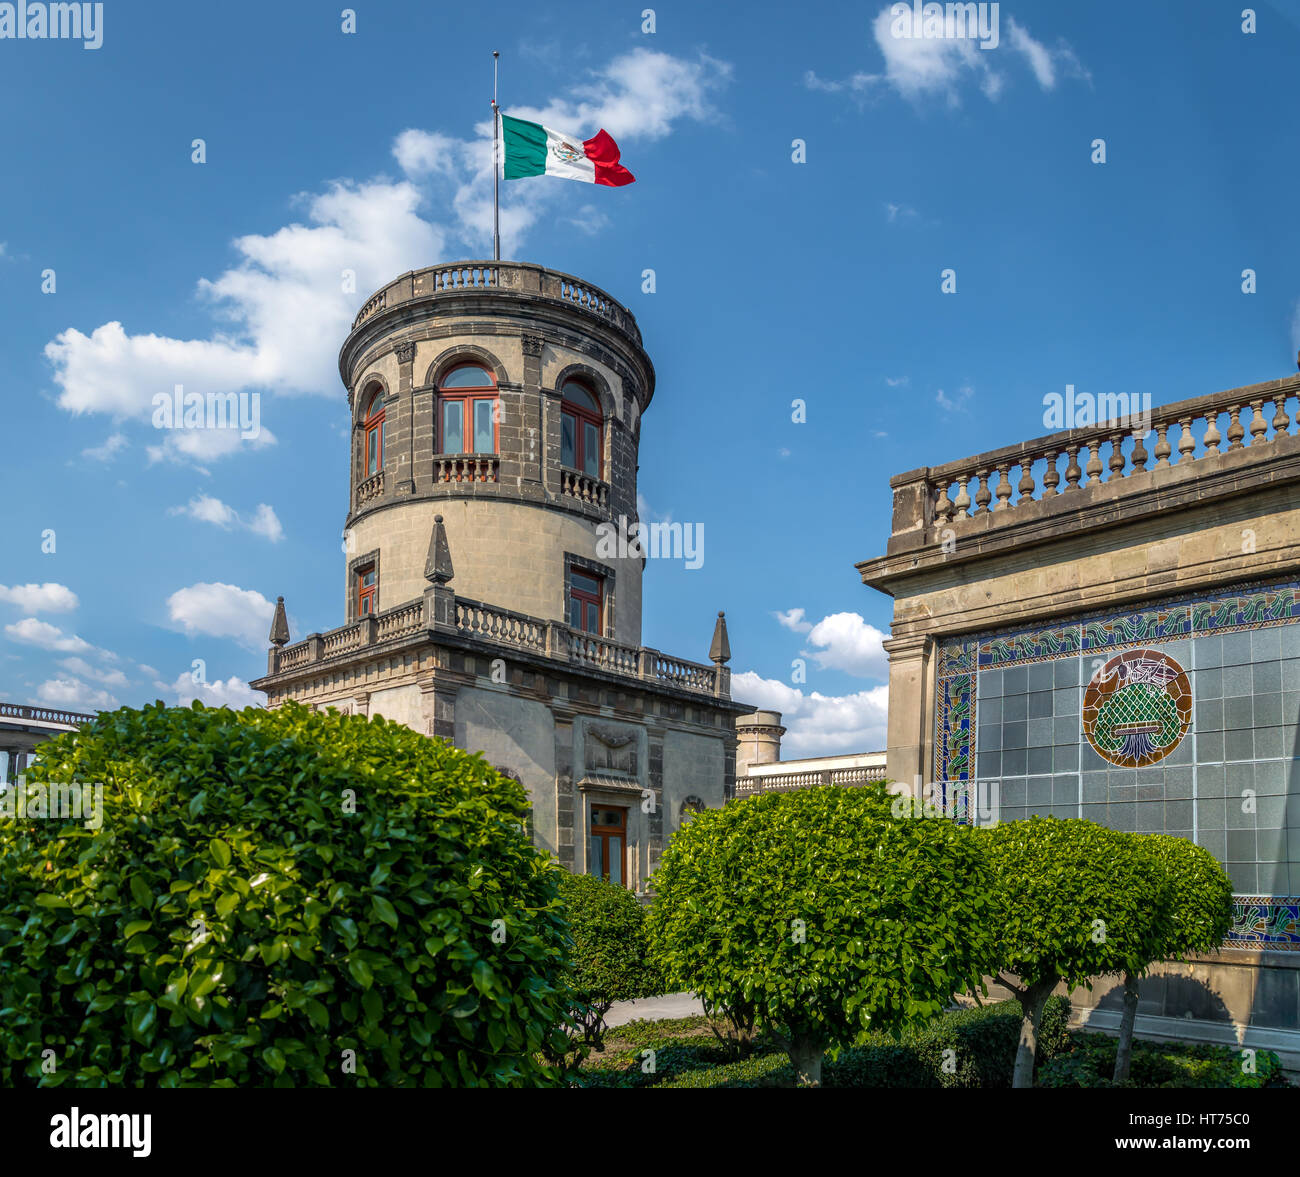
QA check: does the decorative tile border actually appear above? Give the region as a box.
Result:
[935,670,974,782]
[1228,895,1300,950]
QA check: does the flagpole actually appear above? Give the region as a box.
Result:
[492,50,500,263]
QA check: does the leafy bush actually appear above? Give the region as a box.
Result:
[646,784,997,1085]
[652,1051,793,1089]
[0,702,571,1087]
[980,817,1173,1086]
[551,871,661,1057]
[1038,1031,1289,1089]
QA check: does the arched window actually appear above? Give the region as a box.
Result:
[561,380,602,478]
[362,389,386,476]
[437,363,498,453]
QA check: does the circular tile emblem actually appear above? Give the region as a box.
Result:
[1082,648,1193,768]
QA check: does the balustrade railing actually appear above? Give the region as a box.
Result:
[653,654,717,693]
[928,381,1300,528]
[376,602,424,641]
[569,631,641,676]
[435,454,499,484]
[0,702,96,726]
[734,763,887,796]
[559,467,610,508]
[455,601,547,651]
[356,470,384,507]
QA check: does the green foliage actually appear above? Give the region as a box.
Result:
[1138,834,1234,960]
[0,701,571,1087]
[652,1051,793,1089]
[645,784,997,1073]
[980,817,1173,990]
[1038,1032,1289,1089]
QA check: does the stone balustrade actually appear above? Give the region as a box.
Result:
[0,702,96,727]
[349,261,641,344]
[733,763,888,797]
[926,378,1300,528]
[435,454,499,484]
[559,467,610,509]
[356,470,384,507]
[268,592,725,698]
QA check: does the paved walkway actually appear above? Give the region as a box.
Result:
[606,992,705,1027]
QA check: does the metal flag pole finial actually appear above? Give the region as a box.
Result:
[492,51,500,263]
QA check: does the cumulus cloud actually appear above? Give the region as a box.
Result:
[806,8,1088,107]
[165,582,277,651]
[81,432,127,462]
[36,677,118,711]
[775,607,814,634]
[44,49,730,468]
[167,671,264,709]
[4,618,94,654]
[775,608,890,679]
[169,495,285,542]
[733,672,888,755]
[58,657,129,688]
[0,583,79,613]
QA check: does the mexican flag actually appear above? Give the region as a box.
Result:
[500,114,635,187]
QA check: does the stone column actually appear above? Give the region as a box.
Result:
[520,334,546,495]
[394,341,416,496]
[418,676,459,742]
[882,632,933,794]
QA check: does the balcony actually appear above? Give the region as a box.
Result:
[435,454,499,483]
[356,470,384,507]
[559,467,610,510]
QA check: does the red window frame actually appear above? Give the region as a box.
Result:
[589,805,627,886]
[568,567,603,635]
[363,390,385,477]
[356,564,377,617]
[438,364,499,454]
[561,380,603,478]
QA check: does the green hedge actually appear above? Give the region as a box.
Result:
[1038,1032,1289,1089]
[0,702,571,1087]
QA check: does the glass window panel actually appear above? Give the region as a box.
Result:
[589,836,605,879]
[562,382,599,412]
[473,399,495,452]
[586,601,599,634]
[571,571,600,595]
[440,365,493,389]
[583,422,600,477]
[561,413,576,468]
[367,428,378,474]
[608,836,623,886]
[362,569,376,586]
[569,598,582,629]
[442,400,463,452]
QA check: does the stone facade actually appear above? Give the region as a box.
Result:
[0,703,95,785]
[858,371,1300,1059]
[252,261,749,892]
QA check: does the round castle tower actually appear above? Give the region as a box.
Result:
[339,261,653,645]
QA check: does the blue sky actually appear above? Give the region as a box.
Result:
[3,0,1300,753]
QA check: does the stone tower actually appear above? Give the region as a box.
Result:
[252,261,750,891]
[340,262,651,644]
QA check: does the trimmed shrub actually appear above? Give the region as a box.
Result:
[1039,1032,1289,1089]
[0,702,571,1087]
[646,783,997,1086]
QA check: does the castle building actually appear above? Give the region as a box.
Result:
[251,261,750,891]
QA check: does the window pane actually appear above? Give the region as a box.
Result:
[473,399,495,452]
[440,365,493,389]
[583,422,600,477]
[561,413,576,468]
[367,429,377,474]
[562,382,598,413]
[608,836,623,886]
[568,598,582,629]
[442,400,463,452]
[589,836,605,879]
[362,569,376,586]
[586,601,599,634]
[572,571,600,595]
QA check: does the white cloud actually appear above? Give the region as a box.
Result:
[806,9,1087,107]
[167,671,264,709]
[936,385,974,413]
[165,582,277,650]
[58,657,129,688]
[803,612,890,679]
[0,583,79,613]
[36,677,118,711]
[169,495,284,542]
[81,432,127,462]
[44,49,730,470]
[733,671,888,756]
[775,607,814,634]
[885,201,920,223]
[4,618,94,654]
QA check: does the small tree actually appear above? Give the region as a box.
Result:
[1112,834,1234,1082]
[551,871,661,1060]
[646,784,997,1087]
[981,817,1173,1088]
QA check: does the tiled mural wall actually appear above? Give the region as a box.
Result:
[936,579,1300,950]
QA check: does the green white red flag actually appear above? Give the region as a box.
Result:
[500,114,635,187]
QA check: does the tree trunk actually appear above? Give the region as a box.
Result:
[789,1037,825,1088]
[1012,980,1055,1089]
[1112,970,1140,1083]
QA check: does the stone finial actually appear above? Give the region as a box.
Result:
[269,596,290,647]
[424,515,454,585]
[709,610,731,666]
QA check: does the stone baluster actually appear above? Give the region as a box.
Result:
[1017,460,1036,504]
[1153,423,1172,467]
[1084,442,1103,486]
[1248,399,1267,446]
[1226,404,1245,450]
[1177,417,1196,464]
[1130,429,1149,473]
[993,465,1012,510]
[973,469,992,515]
[953,475,971,518]
[1272,397,1290,439]
[1041,450,1060,498]
[934,482,954,524]
[1203,411,1221,455]
[1108,433,1126,480]
[1063,445,1081,492]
